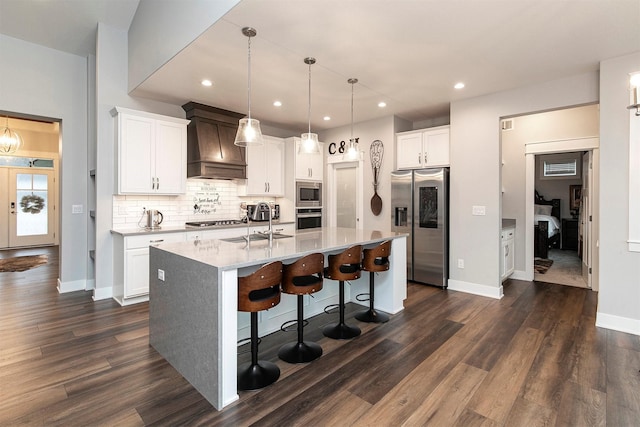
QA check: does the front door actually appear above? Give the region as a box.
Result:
[7,168,56,247]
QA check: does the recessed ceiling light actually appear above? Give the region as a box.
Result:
[378,101,387,108]
[454,82,465,89]
[323,116,331,121]
[201,79,213,87]
[273,100,282,107]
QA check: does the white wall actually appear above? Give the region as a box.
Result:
[128,0,239,91]
[319,115,400,232]
[597,51,640,335]
[449,72,599,298]
[94,23,187,300]
[0,34,89,291]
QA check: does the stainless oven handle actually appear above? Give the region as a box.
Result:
[296,213,322,218]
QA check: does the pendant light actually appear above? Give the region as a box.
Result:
[345,78,359,160]
[299,57,320,154]
[234,27,263,147]
[0,116,23,154]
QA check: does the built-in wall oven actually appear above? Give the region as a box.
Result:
[296,208,322,230]
[296,181,322,207]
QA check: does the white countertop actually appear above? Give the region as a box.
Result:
[153,227,407,270]
[111,220,294,236]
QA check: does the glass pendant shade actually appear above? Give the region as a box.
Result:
[300,132,320,154]
[235,27,263,147]
[235,117,263,147]
[0,119,22,154]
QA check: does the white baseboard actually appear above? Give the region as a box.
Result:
[57,278,88,293]
[595,312,640,336]
[509,270,531,281]
[92,286,113,301]
[447,279,503,299]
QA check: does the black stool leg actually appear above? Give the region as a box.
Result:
[238,312,280,390]
[323,280,361,339]
[278,295,323,363]
[355,272,389,323]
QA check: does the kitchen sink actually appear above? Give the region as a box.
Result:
[220,233,293,243]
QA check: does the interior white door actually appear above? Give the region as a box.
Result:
[9,168,56,247]
[335,164,357,228]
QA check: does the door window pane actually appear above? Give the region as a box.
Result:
[16,173,48,236]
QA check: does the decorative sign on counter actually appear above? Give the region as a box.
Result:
[193,182,221,215]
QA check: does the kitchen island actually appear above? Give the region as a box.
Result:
[149,227,407,410]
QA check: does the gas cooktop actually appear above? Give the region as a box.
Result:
[185,219,244,228]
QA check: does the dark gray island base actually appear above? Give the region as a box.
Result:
[149,227,407,410]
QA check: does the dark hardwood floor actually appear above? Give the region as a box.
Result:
[1,245,639,426]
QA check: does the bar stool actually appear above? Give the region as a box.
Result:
[355,240,391,323]
[278,253,324,363]
[237,261,283,391]
[323,245,362,340]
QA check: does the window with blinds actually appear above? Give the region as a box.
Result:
[543,159,577,177]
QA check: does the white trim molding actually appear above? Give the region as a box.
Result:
[57,278,87,293]
[596,311,640,336]
[447,279,503,299]
[628,87,640,252]
[92,286,113,301]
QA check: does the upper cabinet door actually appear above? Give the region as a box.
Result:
[155,120,187,194]
[118,114,155,194]
[396,132,423,169]
[423,126,450,167]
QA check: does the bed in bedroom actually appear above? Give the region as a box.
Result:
[534,191,561,259]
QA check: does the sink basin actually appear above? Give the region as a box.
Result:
[220,233,293,243]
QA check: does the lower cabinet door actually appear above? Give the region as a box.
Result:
[125,247,150,298]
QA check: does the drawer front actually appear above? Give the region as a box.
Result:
[125,233,185,249]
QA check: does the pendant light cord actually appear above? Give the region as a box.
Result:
[247,35,252,119]
[308,61,312,135]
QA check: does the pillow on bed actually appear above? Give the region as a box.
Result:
[534,204,553,216]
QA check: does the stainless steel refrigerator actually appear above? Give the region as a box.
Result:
[391,168,449,288]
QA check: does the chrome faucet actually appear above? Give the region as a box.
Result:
[255,201,273,242]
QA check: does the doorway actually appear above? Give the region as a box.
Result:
[533,151,588,288]
[525,139,599,291]
[0,116,60,250]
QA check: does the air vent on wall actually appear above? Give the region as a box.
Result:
[501,119,514,131]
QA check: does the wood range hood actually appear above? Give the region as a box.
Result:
[182,102,247,180]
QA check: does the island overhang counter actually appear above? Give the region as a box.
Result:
[149,227,407,410]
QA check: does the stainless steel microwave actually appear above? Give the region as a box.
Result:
[296,181,322,207]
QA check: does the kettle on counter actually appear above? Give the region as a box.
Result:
[146,209,163,229]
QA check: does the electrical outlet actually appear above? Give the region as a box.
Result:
[457,259,464,268]
[72,204,83,214]
[472,205,486,216]
[158,269,165,281]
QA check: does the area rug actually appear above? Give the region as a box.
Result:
[534,258,554,274]
[0,255,48,272]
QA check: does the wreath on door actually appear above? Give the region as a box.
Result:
[20,194,45,214]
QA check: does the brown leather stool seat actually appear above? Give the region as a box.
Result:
[278,253,324,363]
[237,261,283,391]
[322,245,362,340]
[355,240,391,323]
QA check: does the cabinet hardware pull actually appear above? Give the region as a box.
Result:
[150,239,164,244]
[424,154,428,164]
[156,177,159,190]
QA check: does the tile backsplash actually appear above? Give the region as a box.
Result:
[112,179,277,228]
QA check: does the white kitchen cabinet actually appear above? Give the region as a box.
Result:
[294,137,324,181]
[396,125,450,169]
[113,232,186,306]
[112,107,189,195]
[501,226,515,281]
[246,135,285,196]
